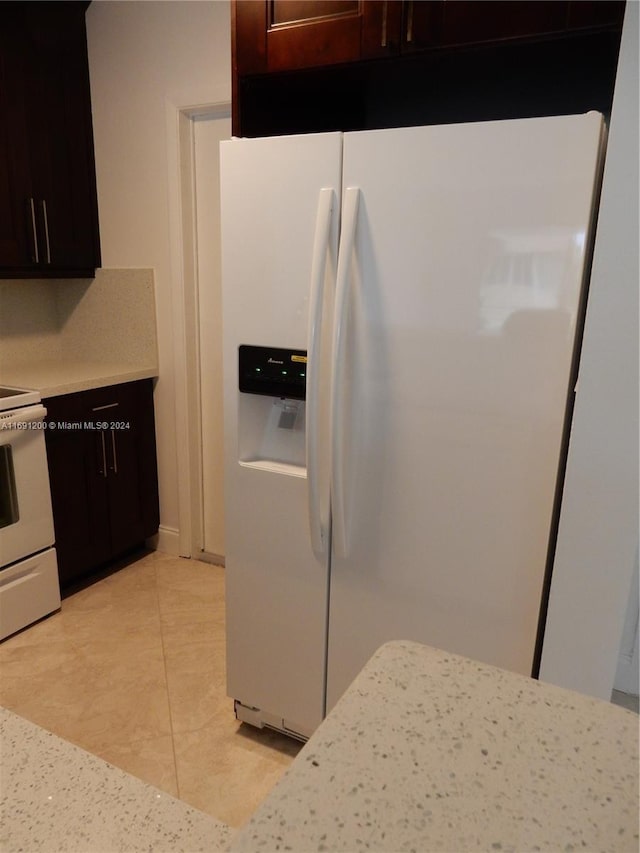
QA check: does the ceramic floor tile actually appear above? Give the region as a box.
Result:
[0,655,94,738]
[79,690,172,753]
[0,552,299,829]
[10,659,172,757]
[163,631,227,734]
[0,633,80,695]
[173,701,303,828]
[95,733,179,798]
[156,560,225,627]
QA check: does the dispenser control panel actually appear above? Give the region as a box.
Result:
[239,345,307,400]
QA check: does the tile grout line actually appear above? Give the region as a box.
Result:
[154,559,182,801]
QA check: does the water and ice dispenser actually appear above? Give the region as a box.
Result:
[237,345,307,472]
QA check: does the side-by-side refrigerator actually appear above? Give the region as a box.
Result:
[220,114,604,740]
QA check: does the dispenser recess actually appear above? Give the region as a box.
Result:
[237,345,307,473]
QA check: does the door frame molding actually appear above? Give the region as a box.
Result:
[165,96,231,559]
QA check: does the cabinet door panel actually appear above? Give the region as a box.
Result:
[135,379,161,539]
[235,0,365,73]
[399,0,442,53]
[44,381,159,589]
[271,0,359,26]
[234,0,268,74]
[98,384,146,557]
[0,11,35,269]
[23,4,100,273]
[0,2,100,278]
[267,14,362,71]
[567,1,625,30]
[361,1,403,59]
[440,1,568,46]
[44,396,111,587]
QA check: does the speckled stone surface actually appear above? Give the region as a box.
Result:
[0,268,158,396]
[231,641,639,853]
[0,360,157,398]
[0,708,233,852]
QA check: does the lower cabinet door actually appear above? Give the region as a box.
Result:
[45,396,112,587]
[44,379,159,588]
[99,382,146,558]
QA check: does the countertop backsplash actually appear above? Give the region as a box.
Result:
[0,278,62,366]
[0,269,158,395]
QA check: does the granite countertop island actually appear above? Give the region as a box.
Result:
[231,641,639,853]
[0,708,233,853]
[3,642,638,852]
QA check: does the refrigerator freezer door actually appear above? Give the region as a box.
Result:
[326,114,603,709]
[221,132,342,736]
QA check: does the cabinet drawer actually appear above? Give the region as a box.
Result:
[0,548,60,640]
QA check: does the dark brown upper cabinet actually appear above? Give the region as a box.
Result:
[437,2,569,47]
[234,1,625,72]
[0,2,100,278]
[232,1,625,137]
[233,1,430,72]
[235,1,363,74]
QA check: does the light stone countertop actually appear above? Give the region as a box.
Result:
[3,643,638,853]
[0,707,233,853]
[0,359,157,399]
[230,640,640,853]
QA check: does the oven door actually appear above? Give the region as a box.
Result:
[0,405,55,567]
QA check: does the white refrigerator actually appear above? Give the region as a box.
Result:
[220,114,604,739]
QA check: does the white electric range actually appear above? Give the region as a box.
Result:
[0,386,60,640]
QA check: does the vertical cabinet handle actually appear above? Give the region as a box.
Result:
[380,0,388,47]
[110,431,118,474]
[405,0,414,44]
[92,403,120,477]
[27,198,39,264]
[25,198,52,265]
[99,431,107,478]
[41,200,51,264]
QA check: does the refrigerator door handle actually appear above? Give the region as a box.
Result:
[330,186,360,559]
[307,188,335,557]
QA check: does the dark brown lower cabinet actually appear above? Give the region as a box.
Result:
[44,379,159,589]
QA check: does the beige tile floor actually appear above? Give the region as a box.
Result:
[0,550,302,829]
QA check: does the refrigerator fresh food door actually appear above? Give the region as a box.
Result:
[221,132,342,737]
[326,114,604,710]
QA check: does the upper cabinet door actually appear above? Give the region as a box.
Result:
[0,2,101,278]
[235,0,366,73]
[438,1,569,47]
[0,12,36,269]
[23,4,101,273]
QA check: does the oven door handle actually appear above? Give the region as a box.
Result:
[0,405,47,431]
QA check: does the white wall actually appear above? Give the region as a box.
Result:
[540,2,639,699]
[85,1,231,547]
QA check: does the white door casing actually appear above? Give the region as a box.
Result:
[613,549,639,697]
[194,114,232,559]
